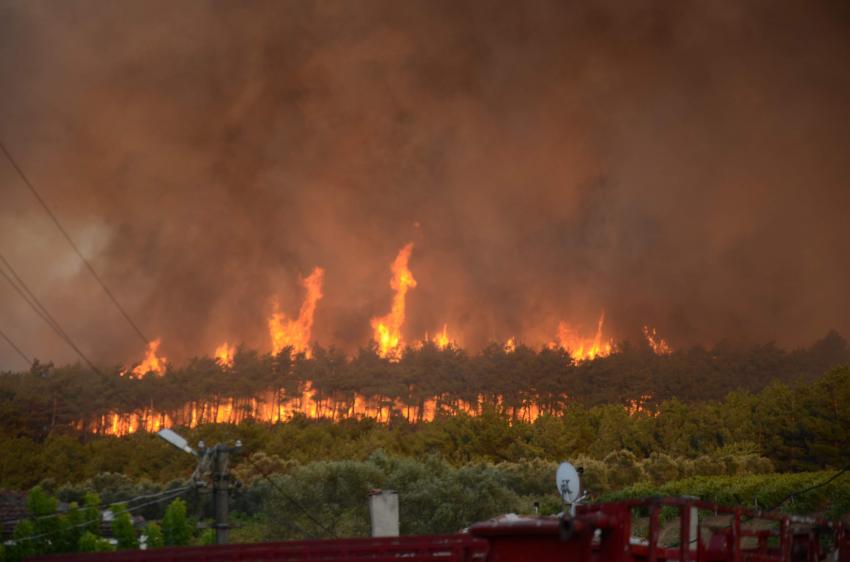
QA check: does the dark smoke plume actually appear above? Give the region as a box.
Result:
[1,0,849,368]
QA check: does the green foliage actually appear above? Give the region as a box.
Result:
[77,531,113,553]
[145,522,164,548]
[9,520,37,562]
[162,498,191,546]
[604,450,646,489]
[81,492,102,536]
[26,485,57,516]
[198,528,216,545]
[262,454,528,539]
[111,503,139,549]
[602,470,850,519]
[6,452,847,556]
[643,453,679,485]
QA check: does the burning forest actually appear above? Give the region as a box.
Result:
[3,238,849,438]
[122,242,668,378]
[3,4,850,560]
[0,1,849,440]
[79,242,677,435]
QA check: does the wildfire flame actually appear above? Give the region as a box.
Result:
[371,243,417,360]
[434,324,451,350]
[269,267,325,357]
[215,341,236,367]
[555,312,612,361]
[504,337,516,353]
[642,326,672,355]
[130,339,166,377]
[626,393,656,416]
[81,386,549,436]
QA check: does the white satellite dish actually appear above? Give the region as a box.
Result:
[555,462,581,504]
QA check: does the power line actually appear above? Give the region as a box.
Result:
[0,251,101,374]
[0,139,150,345]
[8,486,191,544]
[0,256,65,338]
[1,484,192,526]
[245,455,329,537]
[0,324,31,366]
[767,466,850,512]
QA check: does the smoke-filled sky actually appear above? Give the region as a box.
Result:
[1,0,849,369]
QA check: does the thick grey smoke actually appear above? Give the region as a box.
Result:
[1,0,849,368]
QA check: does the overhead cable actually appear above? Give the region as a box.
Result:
[0,139,149,345]
[245,456,328,537]
[0,251,101,373]
[0,324,31,366]
[2,484,192,529]
[767,465,850,512]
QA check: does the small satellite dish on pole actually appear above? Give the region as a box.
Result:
[555,462,581,504]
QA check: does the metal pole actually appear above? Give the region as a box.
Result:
[213,446,230,545]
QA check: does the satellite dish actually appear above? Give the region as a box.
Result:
[157,428,196,456]
[555,462,581,504]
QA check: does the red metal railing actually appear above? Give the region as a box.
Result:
[27,497,850,562]
[28,534,488,562]
[468,497,847,562]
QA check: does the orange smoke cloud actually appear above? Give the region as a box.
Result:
[371,243,417,360]
[269,267,325,357]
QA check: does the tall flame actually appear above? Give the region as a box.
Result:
[269,267,325,357]
[555,312,612,361]
[371,243,417,360]
[215,341,236,367]
[642,326,672,355]
[131,339,166,377]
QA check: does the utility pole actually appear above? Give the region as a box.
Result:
[201,440,241,545]
[212,444,231,545]
[157,430,242,546]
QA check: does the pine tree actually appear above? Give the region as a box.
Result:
[110,504,138,549]
[162,498,191,546]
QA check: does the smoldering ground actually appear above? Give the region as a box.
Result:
[1,0,849,368]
